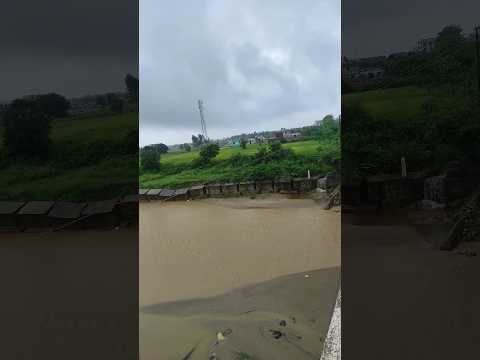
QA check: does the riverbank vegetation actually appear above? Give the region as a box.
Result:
[0,74,139,201]
[0,112,138,200]
[343,25,480,179]
[140,118,340,189]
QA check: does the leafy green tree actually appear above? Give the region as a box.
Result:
[95,95,107,107]
[430,25,469,86]
[269,143,282,153]
[240,138,247,149]
[140,145,161,172]
[149,143,168,154]
[3,99,51,161]
[106,93,123,113]
[36,93,70,118]
[183,143,191,152]
[125,74,139,103]
[191,135,200,147]
[123,129,139,155]
[199,143,220,163]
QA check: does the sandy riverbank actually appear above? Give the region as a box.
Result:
[140,195,340,359]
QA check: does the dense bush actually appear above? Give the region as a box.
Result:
[3,99,51,161]
[140,145,161,172]
[198,143,220,164]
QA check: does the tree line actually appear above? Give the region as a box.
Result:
[1,74,138,163]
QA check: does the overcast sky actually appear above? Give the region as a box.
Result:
[343,0,480,58]
[0,0,137,102]
[140,0,340,146]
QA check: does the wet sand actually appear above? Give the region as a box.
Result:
[0,228,138,360]
[342,211,480,359]
[140,195,340,359]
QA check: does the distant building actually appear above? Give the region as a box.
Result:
[416,37,435,53]
[266,131,284,144]
[247,135,267,145]
[68,92,129,115]
[283,131,303,140]
[227,139,241,147]
[69,95,103,115]
[344,66,385,81]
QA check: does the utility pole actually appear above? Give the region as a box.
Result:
[475,26,480,104]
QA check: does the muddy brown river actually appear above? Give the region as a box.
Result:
[140,196,340,305]
[140,195,340,360]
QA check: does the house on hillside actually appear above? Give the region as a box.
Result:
[346,67,385,81]
[227,139,241,147]
[416,37,435,53]
[283,131,303,141]
[266,131,284,144]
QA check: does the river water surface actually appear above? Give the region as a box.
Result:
[140,195,340,305]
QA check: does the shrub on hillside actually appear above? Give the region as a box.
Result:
[199,143,220,163]
[122,129,139,155]
[229,153,251,167]
[3,99,51,161]
[36,93,70,118]
[140,145,161,172]
[252,144,295,164]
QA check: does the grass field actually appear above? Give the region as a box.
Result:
[0,112,138,201]
[51,112,136,142]
[343,86,430,121]
[139,139,329,189]
[160,139,320,166]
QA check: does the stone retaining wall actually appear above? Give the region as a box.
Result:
[140,177,321,202]
[342,172,426,207]
[0,194,138,232]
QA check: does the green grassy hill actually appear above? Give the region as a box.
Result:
[51,112,136,142]
[343,86,430,121]
[0,112,138,201]
[139,139,335,189]
[161,140,320,166]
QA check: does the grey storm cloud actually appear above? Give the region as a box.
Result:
[343,0,480,58]
[0,0,138,101]
[140,0,340,146]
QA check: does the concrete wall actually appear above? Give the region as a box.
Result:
[140,178,321,203]
[342,173,425,207]
[238,182,256,194]
[0,195,137,232]
[206,184,223,196]
[222,183,239,195]
[274,180,292,193]
[292,178,317,192]
[257,181,274,193]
